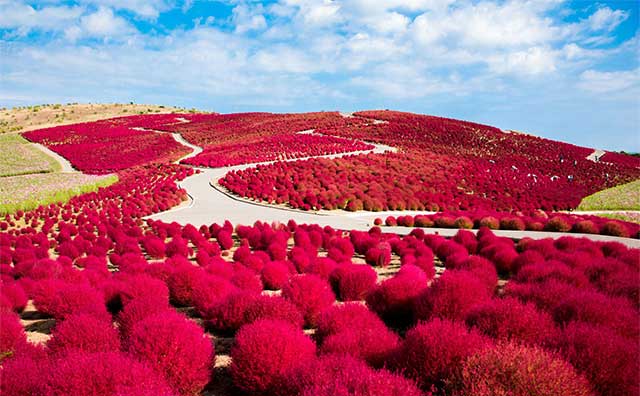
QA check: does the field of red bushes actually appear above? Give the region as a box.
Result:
[2,111,638,396]
[382,210,640,239]
[221,110,640,212]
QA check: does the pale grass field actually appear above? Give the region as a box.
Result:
[0,134,60,176]
[577,180,640,211]
[0,173,117,215]
[0,103,193,134]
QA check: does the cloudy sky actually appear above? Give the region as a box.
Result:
[1,0,638,151]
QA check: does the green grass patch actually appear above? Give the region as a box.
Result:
[0,173,117,215]
[592,212,640,225]
[0,134,61,176]
[577,180,640,211]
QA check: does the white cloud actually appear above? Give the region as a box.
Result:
[232,4,267,33]
[63,6,135,40]
[0,1,83,33]
[411,1,560,49]
[587,6,628,32]
[79,0,171,19]
[578,69,640,93]
[488,46,557,76]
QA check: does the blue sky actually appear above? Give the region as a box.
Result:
[1,0,638,151]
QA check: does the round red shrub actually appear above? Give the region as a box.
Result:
[465,297,557,346]
[230,319,316,395]
[414,269,491,321]
[456,342,594,396]
[116,296,172,337]
[126,311,214,396]
[366,264,428,326]
[320,324,400,368]
[296,355,423,396]
[47,313,120,355]
[282,274,335,327]
[206,292,303,333]
[32,280,108,321]
[600,221,630,238]
[394,318,491,391]
[0,282,27,312]
[552,289,639,339]
[334,264,377,301]
[315,303,385,342]
[46,351,175,396]
[545,216,572,232]
[365,242,392,267]
[555,322,639,396]
[142,235,166,259]
[479,216,499,229]
[261,260,291,290]
[572,220,599,234]
[0,311,26,362]
[217,230,234,250]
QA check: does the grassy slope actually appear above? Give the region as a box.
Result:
[0,102,206,214]
[0,102,198,134]
[0,134,61,176]
[577,180,640,211]
[0,173,118,215]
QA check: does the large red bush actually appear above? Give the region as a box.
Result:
[455,342,594,396]
[230,319,316,395]
[394,318,492,392]
[125,311,214,396]
[47,313,120,355]
[414,269,492,321]
[282,274,335,327]
[465,297,557,346]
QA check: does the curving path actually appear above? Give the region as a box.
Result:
[145,123,639,248]
[31,143,77,173]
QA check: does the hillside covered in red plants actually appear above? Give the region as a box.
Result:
[2,110,638,396]
[218,110,639,212]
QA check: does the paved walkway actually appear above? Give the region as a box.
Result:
[587,149,606,162]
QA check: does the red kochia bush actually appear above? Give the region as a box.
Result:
[261,260,291,290]
[217,230,234,250]
[126,311,214,396]
[206,292,303,333]
[366,264,429,326]
[47,313,121,355]
[456,342,594,396]
[142,235,166,258]
[555,322,639,396]
[116,296,173,337]
[414,269,491,321]
[0,282,27,312]
[0,311,27,361]
[32,280,109,321]
[315,303,386,342]
[230,319,316,395]
[294,354,424,396]
[552,289,639,339]
[465,297,557,346]
[45,351,176,396]
[282,274,335,327]
[394,318,491,391]
[320,324,400,368]
[332,264,377,301]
